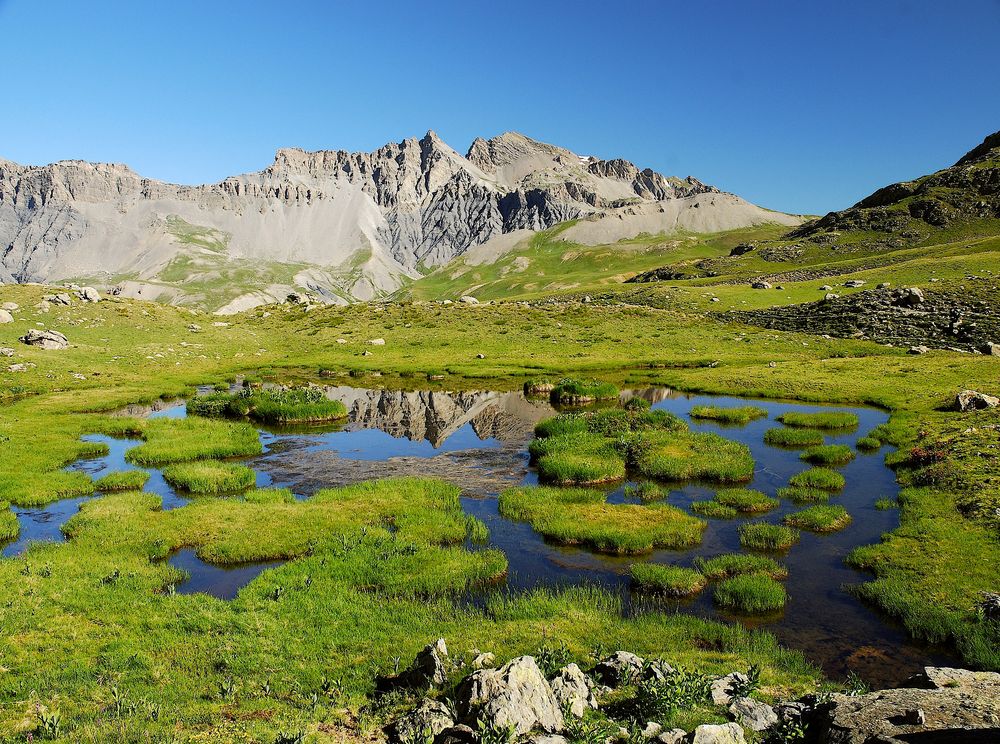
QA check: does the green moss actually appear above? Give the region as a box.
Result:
[498,486,706,554]
[714,574,787,613]
[763,428,825,448]
[689,405,767,425]
[788,467,846,490]
[784,505,852,532]
[739,523,800,551]
[694,553,788,580]
[162,460,256,494]
[93,470,150,492]
[776,412,859,430]
[800,444,856,466]
[630,564,707,597]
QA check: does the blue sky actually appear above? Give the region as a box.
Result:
[1,0,997,214]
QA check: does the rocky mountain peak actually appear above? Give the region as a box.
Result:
[954,129,1000,167]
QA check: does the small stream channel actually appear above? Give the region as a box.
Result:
[0,384,960,687]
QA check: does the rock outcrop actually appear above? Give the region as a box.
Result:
[0,132,795,310]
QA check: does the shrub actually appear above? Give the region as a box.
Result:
[776,486,830,503]
[763,428,825,448]
[694,553,788,580]
[162,461,256,494]
[776,411,859,429]
[690,500,738,519]
[784,505,852,532]
[788,467,845,490]
[689,405,767,425]
[715,488,778,513]
[94,470,150,492]
[800,444,855,465]
[714,574,787,612]
[739,523,799,551]
[630,563,707,597]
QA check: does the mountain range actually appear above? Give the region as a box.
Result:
[0,131,800,311]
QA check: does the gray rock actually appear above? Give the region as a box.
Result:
[877,282,891,289]
[386,699,454,744]
[549,663,596,718]
[593,651,645,687]
[0,347,14,357]
[459,296,480,304]
[844,280,866,288]
[400,638,450,689]
[687,723,745,744]
[642,722,662,739]
[0,309,12,324]
[751,281,772,290]
[35,300,51,312]
[955,389,1000,412]
[527,736,567,744]
[457,655,564,735]
[642,659,676,683]
[922,665,1000,691]
[824,292,840,300]
[44,292,72,306]
[656,729,687,744]
[434,724,477,744]
[728,697,777,732]
[472,652,496,669]
[78,287,100,302]
[368,338,386,345]
[19,329,68,350]
[820,284,833,291]
[710,673,749,706]
[979,593,1000,622]
[908,345,930,354]
[0,302,17,311]
[984,342,1000,356]
[894,286,925,306]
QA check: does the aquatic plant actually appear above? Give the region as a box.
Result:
[788,467,845,490]
[856,436,882,452]
[530,432,626,485]
[739,523,799,551]
[694,553,788,580]
[714,574,787,613]
[630,563,707,597]
[714,489,778,513]
[189,386,348,424]
[784,505,852,532]
[776,411,859,429]
[634,431,754,483]
[874,496,897,510]
[776,486,831,503]
[623,481,667,501]
[690,500,738,519]
[689,405,767,425]
[763,428,825,448]
[0,503,20,543]
[800,444,855,466]
[549,377,619,404]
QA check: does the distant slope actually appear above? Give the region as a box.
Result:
[0,131,799,311]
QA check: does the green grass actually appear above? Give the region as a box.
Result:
[549,377,619,403]
[874,496,897,510]
[714,574,787,613]
[530,432,627,485]
[0,503,18,542]
[690,500,738,519]
[856,435,882,452]
[694,553,788,580]
[623,482,667,501]
[498,486,705,554]
[534,414,588,438]
[714,489,778,513]
[800,444,856,465]
[630,564,707,597]
[784,505,852,532]
[689,405,767,425]
[190,387,348,424]
[636,431,754,483]
[93,470,150,492]
[776,411,859,430]
[162,460,256,494]
[788,467,846,490]
[763,427,825,448]
[125,418,263,467]
[739,523,800,551]
[776,486,831,503]
[243,487,296,504]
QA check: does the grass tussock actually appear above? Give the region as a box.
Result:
[630,563,707,596]
[776,411,859,430]
[0,503,18,542]
[776,486,831,503]
[739,522,800,551]
[636,431,754,483]
[874,496,897,510]
[714,488,778,513]
[690,500,738,519]
[550,377,619,404]
[689,405,767,425]
[125,417,262,466]
[763,427,825,448]
[694,553,788,580]
[784,504,852,532]
[162,460,256,494]
[189,387,347,424]
[498,486,705,554]
[93,470,150,492]
[623,482,667,501]
[800,444,856,466]
[714,574,787,613]
[530,432,626,485]
[856,436,882,452]
[788,467,846,490]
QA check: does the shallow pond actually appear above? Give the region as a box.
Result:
[2,384,959,687]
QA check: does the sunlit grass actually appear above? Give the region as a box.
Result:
[739,522,800,551]
[630,563,707,596]
[764,428,824,448]
[800,444,855,466]
[714,574,787,613]
[776,411,859,429]
[788,467,846,490]
[94,470,150,492]
[694,553,788,580]
[689,405,767,425]
[784,504,852,532]
[162,460,256,494]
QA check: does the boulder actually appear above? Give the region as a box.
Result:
[729,243,756,256]
[526,736,568,744]
[0,348,14,357]
[812,687,1000,743]
[456,655,564,735]
[824,293,841,300]
[894,287,925,306]
[978,593,1000,622]
[984,342,1000,357]
[844,280,866,288]
[955,390,1000,412]
[472,652,496,669]
[710,673,750,706]
[459,296,480,304]
[1,302,17,311]
[657,729,687,744]
[386,699,454,744]
[400,638,450,689]
[908,345,930,355]
[687,723,746,744]
[727,697,777,732]
[922,665,1000,691]
[0,309,12,324]
[549,663,596,717]
[44,292,72,306]
[20,329,69,350]
[642,659,676,683]
[820,285,833,291]
[35,300,51,312]
[369,338,386,346]
[642,722,662,739]
[877,282,891,289]
[593,651,645,687]
[78,287,100,302]
[435,724,477,744]
[751,281,772,290]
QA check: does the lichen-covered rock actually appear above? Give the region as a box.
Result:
[457,655,563,735]
[0,309,12,324]
[593,651,645,687]
[399,638,450,689]
[549,663,596,717]
[727,697,777,732]
[955,389,1000,412]
[19,329,68,349]
[386,699,454,744]
[687,723,746,744]
[710,673,749,706]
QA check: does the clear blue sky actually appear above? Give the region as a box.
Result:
[1,0,997,215]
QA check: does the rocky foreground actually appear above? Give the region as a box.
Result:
[379,640,1000,744]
